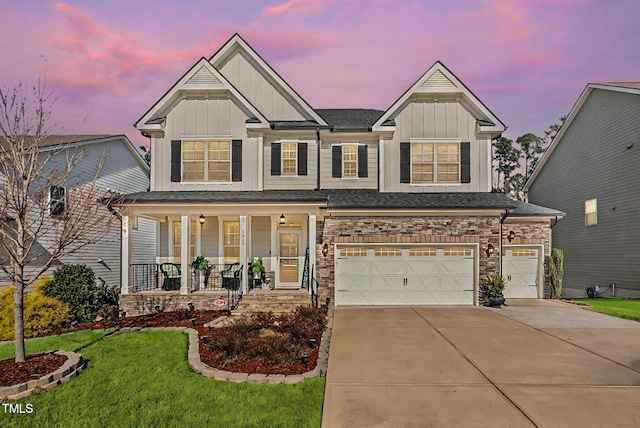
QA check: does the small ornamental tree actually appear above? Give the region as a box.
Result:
[0,74,123,361]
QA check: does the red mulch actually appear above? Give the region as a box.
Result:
[46,308,325,376]
[0,352,68,387]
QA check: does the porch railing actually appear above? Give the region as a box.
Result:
[310,265,319,308]
[129,263,244,311]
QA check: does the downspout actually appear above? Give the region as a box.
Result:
[316,128,321,191]
[499,209,510,274]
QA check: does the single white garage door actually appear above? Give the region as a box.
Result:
[502,247,540,298]
[335,246,475,306]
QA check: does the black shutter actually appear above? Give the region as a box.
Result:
[170,140,181,182]
[400,142,411,183]
[332,146,342,178]
[358,145,368,178]
[271,143,281,175]
[232,139,242,182]
[460,142,471,183]
[298,142,308,176]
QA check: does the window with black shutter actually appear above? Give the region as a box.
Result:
[271,143,281,175]
[460,142,471,183]
[332,146,342,178]
[231,140,242,182]
[298,142,308,176]
[358,145,368,178]
[400,142,411,183]
[171,140,181,182]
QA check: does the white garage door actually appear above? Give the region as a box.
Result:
[335,246,475,306]
[503,247,540,298]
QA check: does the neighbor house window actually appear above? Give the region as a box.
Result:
[182,140,230,182]
[49,186,66,217]
[223,221,240,263]
[411,142,459,183]
[282,143,297,175]
[585,199,597,226]
[172,221,196,262]
[342,145,357,177]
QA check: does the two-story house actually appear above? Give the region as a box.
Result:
[117,34,562,315]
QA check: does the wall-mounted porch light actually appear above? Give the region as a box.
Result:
[322,242,329,257]
[199,214,205,226]
[279,214,286,225]
[485,243,495,257]
[507,230,516,242]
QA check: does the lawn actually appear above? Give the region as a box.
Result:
[0,329,325,428]
[575,298,640,322]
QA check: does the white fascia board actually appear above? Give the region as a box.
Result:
[588,83,640,96]
[136,57,269,131]
[119,203,325,216]
[524,85,593,190]
[372,61,505,132]
[209,34,328,126]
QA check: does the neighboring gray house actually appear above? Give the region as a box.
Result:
[117,33,562,314]
[0,135,155,288]
[525,83,640,298]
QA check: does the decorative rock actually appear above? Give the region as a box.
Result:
[265,374,286,384]
[247,373,268,384]
[228,372,249,383]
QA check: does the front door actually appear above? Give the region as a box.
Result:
[277,231,300,287]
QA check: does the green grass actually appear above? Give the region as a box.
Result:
[575,298,640,322]
[0,330,325,427]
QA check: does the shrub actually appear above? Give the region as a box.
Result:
[479,274,506,305]
[43,264,119,323]
[550,248,564,299]
[0,276,73,340]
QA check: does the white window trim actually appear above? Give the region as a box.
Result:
[181,137,233,183]
[280,140,298,177]
[409,138,461,185]
[585,198,598,226]
[341,143,359,179]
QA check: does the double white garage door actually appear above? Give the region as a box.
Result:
[335,246,476,306]
[335,245,541,306]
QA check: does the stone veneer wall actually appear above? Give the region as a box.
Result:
[502,220,552,298]
[315,216,502,305]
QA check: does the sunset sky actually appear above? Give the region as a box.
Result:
[1,0,638,148]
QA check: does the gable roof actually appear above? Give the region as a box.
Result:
[372,61,505,135]
[524,82,640,191]
[209,34,327,126]
[135,57,269,133]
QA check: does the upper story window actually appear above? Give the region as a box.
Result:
[411,142,459,184]
[182,140,230,182]
[332,144,368,178]
[49,186,66,217]
[585,199,597,226]
[342,145,357,177]
[282,143,297,175]
[401,141,469,185]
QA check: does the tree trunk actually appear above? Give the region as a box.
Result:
[14,274,26,362]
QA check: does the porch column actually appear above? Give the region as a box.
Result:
[180,214,189,295]
[120,215,130,295]
[308,213,316,293]
[240,214,248,293]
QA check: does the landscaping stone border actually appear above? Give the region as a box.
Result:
[0,351,85,402]
[119,305,335,384]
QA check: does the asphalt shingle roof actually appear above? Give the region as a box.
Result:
[315,109,390,131]
[507,200,565,217]
[326,190,516,209]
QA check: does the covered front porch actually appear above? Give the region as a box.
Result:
[120,208,319,300]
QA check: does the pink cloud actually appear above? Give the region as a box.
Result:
[260,0,334,18]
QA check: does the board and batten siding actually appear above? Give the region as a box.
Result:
[528,88,640,295]
[217,50,309,121]
[382,98,491,192]
[159,96,259,191]
[263,137,317,190]
[320,140,378,189]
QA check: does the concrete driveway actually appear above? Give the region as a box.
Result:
[322,299,640,427]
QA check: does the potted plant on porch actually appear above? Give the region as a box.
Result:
[191,256,210,290]
[480,274,506,307]
[249,257,266,280]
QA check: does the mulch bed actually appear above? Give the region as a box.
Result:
[0,352,68,387]
[46,307,326,376]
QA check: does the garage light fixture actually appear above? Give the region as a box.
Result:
[279,214,286,225]
[485,243,495,257]
[322,243,329,257]
[507,230,516,242]
[199,214,205,226]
